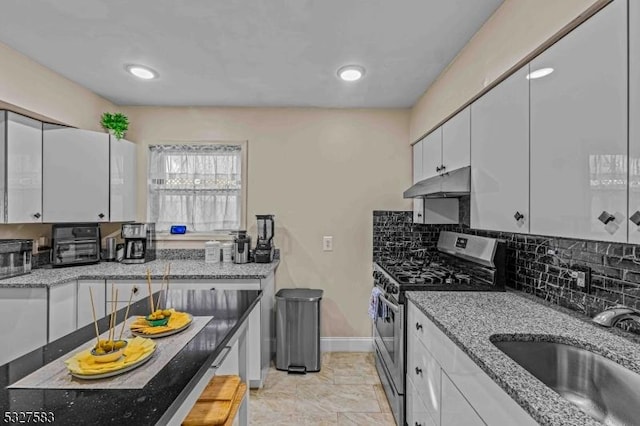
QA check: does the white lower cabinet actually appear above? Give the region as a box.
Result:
[49,281,77,342]
[407,378,437,426]
[106,280,150,311]
[171,276,274,388]
[441,372,485,426]
[407,301,537,426]
[407,337,441,424]
[77,280,106,329]
[0,287,48,365]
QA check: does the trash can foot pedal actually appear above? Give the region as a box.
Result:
[287,365,307,374]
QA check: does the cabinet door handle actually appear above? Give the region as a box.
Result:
[415,423,423,426]
[416,213,422,218]
[514,211,524,222]
[415,367,423,375]
[598,211,615,225]
[132,286,139,295]
[630,211,640,226]
[415,322,423,330]
[98,213,105,219]
[441,165,446,171]
[210,287,216,291]
[436,166,441,172]
[33,212,41,219]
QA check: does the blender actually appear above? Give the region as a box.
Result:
[254,215,275,263]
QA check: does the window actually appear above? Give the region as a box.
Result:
[148,143,245,234]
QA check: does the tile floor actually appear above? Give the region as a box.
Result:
[249,352,395,425]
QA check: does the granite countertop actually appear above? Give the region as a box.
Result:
[0,259,280,288]
[405,290,640,426]
[0,288,261,425]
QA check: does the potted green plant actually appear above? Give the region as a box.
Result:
[100,112,129,140]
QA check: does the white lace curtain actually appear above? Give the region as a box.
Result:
[148,144,242,232]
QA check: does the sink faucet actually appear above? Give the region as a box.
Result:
[592,305,640,328]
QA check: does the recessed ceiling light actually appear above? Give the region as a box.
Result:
[526,67,554,80]
[125,64,158,80]
[338,65,365,82]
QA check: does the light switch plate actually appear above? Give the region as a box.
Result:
[323,236,333,251]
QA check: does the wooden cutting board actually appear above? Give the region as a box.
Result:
[182,376,243,426]
[199,375,241,402]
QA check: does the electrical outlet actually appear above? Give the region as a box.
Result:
[323,236,333,252]
[571,265,591,293]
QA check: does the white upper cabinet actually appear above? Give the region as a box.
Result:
[629,0,640,242]
[471,66,530,233]
[110,137,137,222]
[442,106,470,174]
[413,140,425,224]
[4,112,43,223]
[413,140,424,183]
[529,0,627,242]
[422,127,442,179]
[43,126,110,223]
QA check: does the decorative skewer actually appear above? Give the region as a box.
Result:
[146,269,155,313]
[88,287,101,347]
[109,287,118,343]
[156,277,165,312]
[166,263,171,308]
[118,288,135,341]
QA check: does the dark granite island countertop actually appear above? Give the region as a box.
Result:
[0,288,261,425]
[0,259,279,288]
[405,290,640,426]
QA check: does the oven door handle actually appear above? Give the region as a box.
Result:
[379,294,399,313]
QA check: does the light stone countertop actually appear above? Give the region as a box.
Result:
[0,259,279,288]
[405,290,640,426]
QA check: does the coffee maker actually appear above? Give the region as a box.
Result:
[233,231,251,264]
[121,223,156,264]
[254,215,275,263]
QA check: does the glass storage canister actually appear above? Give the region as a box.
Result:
[205,241,221,263]
[221,242,234,263]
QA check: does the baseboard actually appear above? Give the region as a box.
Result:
[320,337,373,352]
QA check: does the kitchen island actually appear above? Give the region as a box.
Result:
[0,288,261,425]
[0,260,278,387]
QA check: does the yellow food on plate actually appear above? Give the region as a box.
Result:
[130,309,192,335]
[65,337,156,376]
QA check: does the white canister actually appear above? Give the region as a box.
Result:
[205,240,221,264]
[221,242,233,263]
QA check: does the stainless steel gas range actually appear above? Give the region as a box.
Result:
[372,231,506,426]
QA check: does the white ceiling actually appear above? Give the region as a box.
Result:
[0,0,503,108]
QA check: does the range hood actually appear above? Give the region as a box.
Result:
[403,166,470,199]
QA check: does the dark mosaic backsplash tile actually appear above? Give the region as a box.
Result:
[372,210,440,261]
[373,207,640,321]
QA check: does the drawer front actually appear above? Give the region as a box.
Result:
[407,377,437,426]
[407,335,441,425]
[408,300,429,346]
[441,372,485,426]
[106,281,149,302]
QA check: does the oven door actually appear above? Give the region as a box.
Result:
[53,239,100,266]
[373,293,404,393]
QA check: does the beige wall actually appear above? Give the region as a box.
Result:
[123,106,411,337]
[0,41,119,243]
[0,41,116,130]
[409,0,607,142]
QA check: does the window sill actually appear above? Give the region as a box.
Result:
[155,233,235,242]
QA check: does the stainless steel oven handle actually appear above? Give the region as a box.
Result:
[379,294,399,313]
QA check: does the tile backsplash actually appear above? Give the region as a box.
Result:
[373,208,640,326]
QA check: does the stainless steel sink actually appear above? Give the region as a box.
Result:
[493,340,640,426]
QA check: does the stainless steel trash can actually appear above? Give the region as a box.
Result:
[275,288,323,373]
